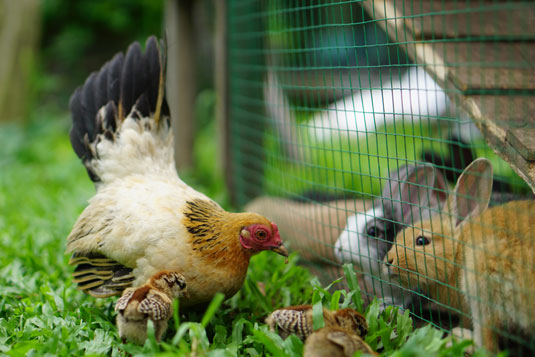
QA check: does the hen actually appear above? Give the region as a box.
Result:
[66,36,288,308]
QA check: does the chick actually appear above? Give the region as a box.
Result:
[115,270,187,344]
[265,305,367,341]
[333,306,368,337]
[303,327,378,357]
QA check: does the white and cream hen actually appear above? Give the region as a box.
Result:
[66,36,288,310]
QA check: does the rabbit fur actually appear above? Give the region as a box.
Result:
[334,164,448,308]
[385,158,535,352]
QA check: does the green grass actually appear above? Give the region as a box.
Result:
[0,113,484,356]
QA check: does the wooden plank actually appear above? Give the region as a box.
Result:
[473,120,535,191]
[470,96,535,161]
[416,3,535,40]
[493,97,535,161]
[507,129,535,161]
[465,96,535,188]
[398,41,535,93]
[432,43,535,91]
[462,95,535,162]
[381,1,535,40]
[519,45,535,69]
[469,96,535,129]
[451,68,535,92]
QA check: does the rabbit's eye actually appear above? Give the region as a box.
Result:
[416,236,431,246]
[366,226,380,237]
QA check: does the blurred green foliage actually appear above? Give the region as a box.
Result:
[42,0,164,65]
[39,0,164,106]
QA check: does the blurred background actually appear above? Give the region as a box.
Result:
[2,0,532,260]
[0,0,226,203]
[2,0,531,205]
[2,0,533,248]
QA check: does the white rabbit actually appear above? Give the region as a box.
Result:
[263,67,453,159]
[385,158,535,352]
[308,67,450,140]
[334,164,448,308]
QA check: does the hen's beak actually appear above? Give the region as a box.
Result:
[271,243,289,257]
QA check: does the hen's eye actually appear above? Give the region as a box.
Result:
[416,236,431,246]
[366,226,380,237]
[255,230,267,240]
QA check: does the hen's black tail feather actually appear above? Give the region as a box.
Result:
[69,36,170,182]
[69,252,135,298]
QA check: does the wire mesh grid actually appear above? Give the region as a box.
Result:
[227,0,535,352]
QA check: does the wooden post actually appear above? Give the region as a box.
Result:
[165,0,195,171]
[0,0,40,122]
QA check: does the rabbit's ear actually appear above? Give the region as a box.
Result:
[392,164,449,225]
[381,165,412,198]
[449,158,494,226]
[378,166,410,223]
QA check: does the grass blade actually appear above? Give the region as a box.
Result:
[201,293,225,328]
[173,298,180,331]
[343,263,363,312]
[312,300,325,331]
[330,290,341,311]
[252,329,286,356]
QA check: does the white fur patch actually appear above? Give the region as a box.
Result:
[308,67,449,140]
[334,207,383,276]
[335,207,413,308]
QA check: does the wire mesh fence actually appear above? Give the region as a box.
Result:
[227,0,535,353]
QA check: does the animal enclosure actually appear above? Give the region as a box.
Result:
[224,0,535,353]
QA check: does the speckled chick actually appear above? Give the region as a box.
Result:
[265,305,367,341]
[304,327,378,357]
[115,270,187,344]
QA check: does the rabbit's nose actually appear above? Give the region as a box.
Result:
[387,257,394,265]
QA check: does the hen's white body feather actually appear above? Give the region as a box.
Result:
[92,116,177,186]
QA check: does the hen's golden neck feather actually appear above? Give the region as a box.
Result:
[182,199,259,271]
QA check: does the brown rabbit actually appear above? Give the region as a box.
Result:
[385,158,535,353]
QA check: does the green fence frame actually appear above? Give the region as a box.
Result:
[227,0,535,352]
